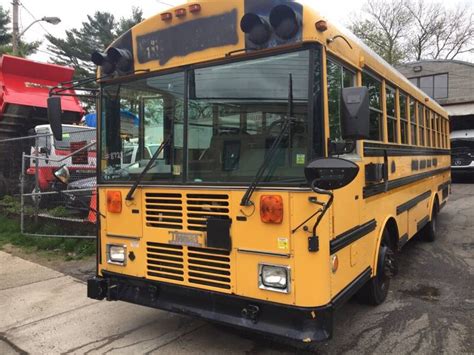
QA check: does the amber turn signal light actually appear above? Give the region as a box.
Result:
[107,191,122,213]
[260,195,283,224]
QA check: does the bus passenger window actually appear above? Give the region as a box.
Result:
[327,60,355,140]
[399,93,408,144]
[409,98,417,145]
[426,110,432,147]
[386,86,397,143]
[418,103,425,146]
[362,72,383,141]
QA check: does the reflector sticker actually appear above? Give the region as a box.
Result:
[296,154,305,165]
[278,237,289,250]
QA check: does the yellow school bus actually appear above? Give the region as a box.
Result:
[75,0,450,343]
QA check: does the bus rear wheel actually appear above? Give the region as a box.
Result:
[357,229,396,305]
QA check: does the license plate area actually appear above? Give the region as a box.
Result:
[169,231,204,247]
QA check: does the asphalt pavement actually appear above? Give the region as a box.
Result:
[1,184,473,354]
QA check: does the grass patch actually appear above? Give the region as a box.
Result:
[0,210,96,261]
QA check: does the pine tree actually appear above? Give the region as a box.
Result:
[46,7,143,80]
[0,5,40,57]
[0,5,11,46]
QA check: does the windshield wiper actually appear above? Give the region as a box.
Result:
[240,74,296,207]
[125,136,171,201]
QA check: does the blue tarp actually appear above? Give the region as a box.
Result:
[83,111,139,128]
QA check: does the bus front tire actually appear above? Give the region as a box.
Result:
[423,202,438,242]
[357,229,396,306]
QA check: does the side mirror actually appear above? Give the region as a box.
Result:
[305,158,359,190]
[47,97,63,141]
[54,165,70,185]
[341,87,370,140]
[38,147,50,155]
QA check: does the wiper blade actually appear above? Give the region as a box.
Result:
[126,137,171,201]
[240,74,295,207]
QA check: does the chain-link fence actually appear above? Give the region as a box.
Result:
[0,126,97,238]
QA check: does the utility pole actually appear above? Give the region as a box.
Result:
[12,0,20,56]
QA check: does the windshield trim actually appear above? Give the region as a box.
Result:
[98,43,321,186]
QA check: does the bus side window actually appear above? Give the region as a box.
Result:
[426,109,432,147]
[418,103,425,146]
[399,92,408,144]
[409,97,417,145]
[362,71,383,141]
[327,59,355,141]
[386,85,397,143]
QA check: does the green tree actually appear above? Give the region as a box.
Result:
[0,5,40,57]
[0,5,11,46]
[46,7,143,81]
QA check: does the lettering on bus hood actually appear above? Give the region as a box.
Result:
[136,9,239,65]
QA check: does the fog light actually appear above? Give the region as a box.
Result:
[107,244,127,265]
[259,264,290,293]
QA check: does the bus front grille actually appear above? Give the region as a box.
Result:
[146,242,232,291]
[186,194,230,231]
[145,193,184,230]
[145,192,230,231]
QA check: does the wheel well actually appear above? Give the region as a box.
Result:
[384,217,399,251]
[433,194,440,214]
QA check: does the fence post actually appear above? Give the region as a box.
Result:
[20,152,25,234]
[34,136,39,223]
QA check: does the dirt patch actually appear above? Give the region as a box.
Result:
[2,243,95,282]
[399,284,441,302]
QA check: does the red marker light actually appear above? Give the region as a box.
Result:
[260,195,284,224]
[175,8,186,17]
[189,4,201,13]
[161,12,172,21]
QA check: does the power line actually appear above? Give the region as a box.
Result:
[19,2,55,38]
[156,0,175,7]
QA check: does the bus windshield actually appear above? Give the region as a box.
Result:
[100,50,312,184]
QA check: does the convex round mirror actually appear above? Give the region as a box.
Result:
[304,158,359,190]
[54,165,70,185]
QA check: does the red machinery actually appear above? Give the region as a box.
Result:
[0,55,84,196]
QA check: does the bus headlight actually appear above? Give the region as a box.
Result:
[107,244,127,265]
[258,264,290,293]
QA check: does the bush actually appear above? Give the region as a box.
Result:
[0,214,96,260]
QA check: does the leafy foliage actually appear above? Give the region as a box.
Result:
[0,5,40,57]
[0,201,95,260]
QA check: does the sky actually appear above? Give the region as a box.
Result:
[4,0,473,63]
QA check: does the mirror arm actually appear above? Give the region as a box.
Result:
[310,181,334,237]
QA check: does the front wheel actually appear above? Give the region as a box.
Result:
[423,202,438,242]
[357,229,397,305]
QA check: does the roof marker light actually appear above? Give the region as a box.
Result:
[175,8,186,18]
[315,20,328,32]
[189,4,201,13]
[161,12,172,21]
